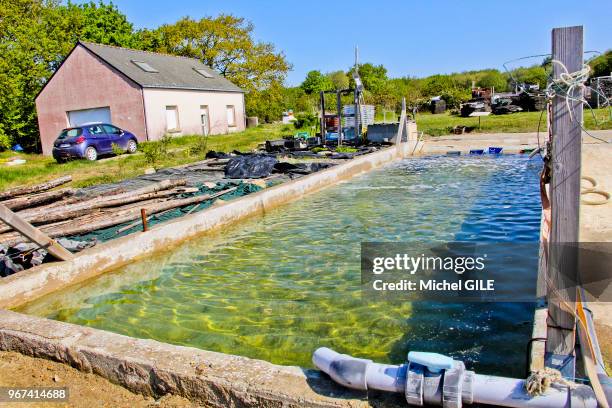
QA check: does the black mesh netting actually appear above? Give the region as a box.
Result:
[66,180,263,243]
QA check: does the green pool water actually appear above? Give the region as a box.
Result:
[18,155,542,377]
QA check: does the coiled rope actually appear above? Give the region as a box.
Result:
[581,175,611,205]
[525,367,577,396]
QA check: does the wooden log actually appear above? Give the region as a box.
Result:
[0,187,238,245]
[21,188,184,226]
[0,191,178,234]
[13,179,187,223]
[23,185,129,212]
[2,188,75,211]
[0,204,74,261]
[0,176,72,201]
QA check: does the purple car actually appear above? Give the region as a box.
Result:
[52,123,138,162]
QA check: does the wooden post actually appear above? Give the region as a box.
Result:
[140,208,149,232]
[0,203,74,261]
[545,25,583,377]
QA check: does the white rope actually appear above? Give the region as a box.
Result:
[546,60,591,123]
[525,367,577,396]
[545,60,611,143]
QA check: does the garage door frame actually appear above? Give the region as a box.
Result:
[67,106,112,127]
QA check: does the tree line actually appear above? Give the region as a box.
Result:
[287,51,611,118]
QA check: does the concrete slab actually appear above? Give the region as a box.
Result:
[579,140,612,369]
[419,129,612,155]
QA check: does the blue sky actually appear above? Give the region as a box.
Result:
[84,0,611,86]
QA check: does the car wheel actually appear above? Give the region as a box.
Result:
[85,146,98,161]
[126,139,137,154]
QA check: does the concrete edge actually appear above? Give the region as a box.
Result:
[1,142,415,309]
[0,309,367,407]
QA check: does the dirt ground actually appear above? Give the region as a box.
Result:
[595,323,612,372]
[0,351,199,408]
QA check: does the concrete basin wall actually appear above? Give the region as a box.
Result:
[0,309,376,407]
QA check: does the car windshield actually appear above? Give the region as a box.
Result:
[57,128,82,140]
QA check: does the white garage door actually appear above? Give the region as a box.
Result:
[67,107,111,127]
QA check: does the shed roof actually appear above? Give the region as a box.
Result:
[79,41,244,93]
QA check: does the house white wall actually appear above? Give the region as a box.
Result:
[142,88,245,141]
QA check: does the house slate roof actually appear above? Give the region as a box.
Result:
[80,41,244,93]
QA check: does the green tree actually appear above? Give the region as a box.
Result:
[282,87,316,113]
[301,70,333,94]
[349,63,388,94]
[476,70,508,92]
[0,0,70,150]
[326,70,349,90]
[245,82,285,123]
[510,66,548,90]
[421,75,456,96]
[60,1,136,47]
[589,50,612,78]
[0,0,139,151]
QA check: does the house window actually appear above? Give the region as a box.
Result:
[193,68,213,78]
[226,105,236,127]
[131,60,158,73]
[165,106,180,132]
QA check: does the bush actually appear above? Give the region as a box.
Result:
[141,135,171,168]
[293,112,318,129]
[189,135,209,157]
[0,133,10,151]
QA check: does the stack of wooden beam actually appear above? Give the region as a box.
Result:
[0,176,235,247]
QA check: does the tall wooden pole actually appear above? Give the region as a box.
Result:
[545,25,583,377]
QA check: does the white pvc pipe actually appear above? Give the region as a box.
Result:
[313,347,598,408]
[472,374,596,408]
[365,362,406,393]
[312,347,406,392]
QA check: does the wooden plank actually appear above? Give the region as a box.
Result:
[546,26,583,367]
[0,203,74,261]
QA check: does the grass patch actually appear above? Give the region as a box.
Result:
[415,108,611,136]
[335,146,358,153]
[0,123,289,191]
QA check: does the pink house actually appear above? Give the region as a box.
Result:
[36,42,245,155]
